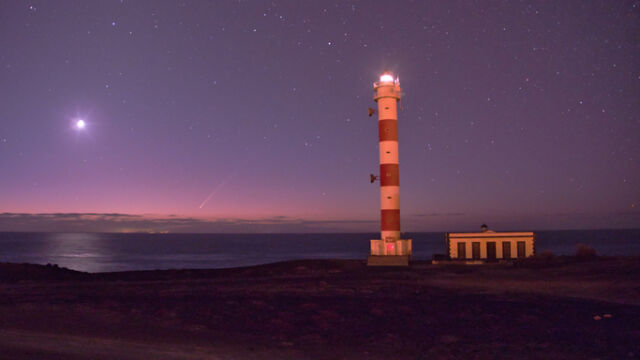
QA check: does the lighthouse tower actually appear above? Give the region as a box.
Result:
[367,73,412,266]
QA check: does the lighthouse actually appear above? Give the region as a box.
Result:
[367,73,412,266]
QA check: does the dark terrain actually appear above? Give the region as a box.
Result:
[0,257,639,359]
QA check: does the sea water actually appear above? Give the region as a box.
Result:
[0,230,638,273]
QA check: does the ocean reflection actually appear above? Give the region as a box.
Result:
[45,233,116,273]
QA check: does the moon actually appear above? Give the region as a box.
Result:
[75,119,86,129]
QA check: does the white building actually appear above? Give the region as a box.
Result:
[446,226,535,261]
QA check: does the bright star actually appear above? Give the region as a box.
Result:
[76,119,86,129]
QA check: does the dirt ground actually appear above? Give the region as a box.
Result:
[0,256,639,359]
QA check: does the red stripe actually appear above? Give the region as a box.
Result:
[381,209,400,230]
[379,164,399,186]
[378,120,398,142]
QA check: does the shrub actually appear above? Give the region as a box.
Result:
[512,250,556,267]
[537,250,555,261]
[575,243,597,258]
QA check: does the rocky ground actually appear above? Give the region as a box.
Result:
[0,256,639,359]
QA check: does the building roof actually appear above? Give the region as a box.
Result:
[447,231,534,239]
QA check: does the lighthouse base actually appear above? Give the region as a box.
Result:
[367,255,410,267]
[367,239,412,266]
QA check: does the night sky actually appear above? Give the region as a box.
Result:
[1,1,638,233]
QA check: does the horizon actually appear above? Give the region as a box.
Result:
[1,211,638,234]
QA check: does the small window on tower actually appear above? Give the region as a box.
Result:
[385,128,390,132]
[387,196,392,199]
[386,151,391,154]
[385,107,389,110]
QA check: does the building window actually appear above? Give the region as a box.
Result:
[457,242,466,259]
[486,242,496,260]
[472,242,481,259]
[517,241,526,258]
[502,242,511,259]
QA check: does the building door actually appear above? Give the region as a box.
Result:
[486,242,496,260]
[472,242,481,259]
[502,242,511,259]
[457,242,466,259]
[517,241,526,258]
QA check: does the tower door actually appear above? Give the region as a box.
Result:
[386,242,396,255]
[457,242,466,259]
[486,242,496,260]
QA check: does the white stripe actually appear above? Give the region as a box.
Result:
[379,141,399,165]
[377,98,397,120]
[380,186,400,210]
[381,230,401,242]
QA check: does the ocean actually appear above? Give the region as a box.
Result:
[1,229,639,273]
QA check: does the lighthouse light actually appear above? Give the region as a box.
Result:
[380,74,394,83]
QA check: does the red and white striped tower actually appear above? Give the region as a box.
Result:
[368,73,412,265]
